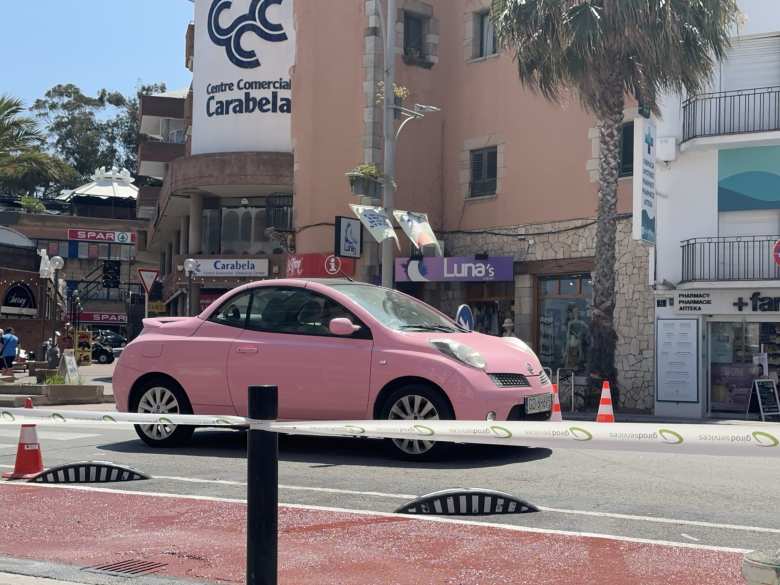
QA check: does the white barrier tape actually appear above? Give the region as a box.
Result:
[1,407,778,457]
[258,420,780,457]
[0,408,247,428]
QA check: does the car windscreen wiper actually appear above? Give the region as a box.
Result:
[400,324,461,332]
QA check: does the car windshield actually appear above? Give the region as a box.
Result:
[329,284,464,332]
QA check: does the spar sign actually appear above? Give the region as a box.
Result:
[68,229,136,244]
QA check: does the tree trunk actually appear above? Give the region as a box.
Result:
[587,82,625,409]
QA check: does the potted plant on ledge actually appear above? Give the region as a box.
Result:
[345,163,383,198]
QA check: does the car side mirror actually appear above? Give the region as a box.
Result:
[329,318,361,336]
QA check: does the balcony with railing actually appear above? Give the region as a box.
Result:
[682,86,780,143]
[681,236,780,282]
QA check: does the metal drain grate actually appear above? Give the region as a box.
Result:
[83,559,167,577]
[30,461,148,484]
[395,488,538,516]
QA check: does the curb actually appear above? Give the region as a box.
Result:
[0,557,210,585]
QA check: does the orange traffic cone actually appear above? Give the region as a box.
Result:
[595,381,615,423]
[550,383,563,422]
[2,398,44,480]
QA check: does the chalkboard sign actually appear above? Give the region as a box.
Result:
[749,379,780,421]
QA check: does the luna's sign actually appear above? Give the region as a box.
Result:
[395,257,514,283]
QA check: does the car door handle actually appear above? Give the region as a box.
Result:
[236,346,259,354]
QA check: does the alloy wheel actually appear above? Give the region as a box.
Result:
[387,394,440,455]
[137,386,180,441]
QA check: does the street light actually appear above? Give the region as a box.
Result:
[46,255,64,367]
[378,0,440,288]
[183,258,198,316]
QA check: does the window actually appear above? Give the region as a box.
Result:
[537,274,592,374]
[469,147,498,197]
[619,122,634,177]
[404,12,425,59]
[246,287,367,337]
[240,211,252,243]
[208,291,253,329]
[475,11,497,58]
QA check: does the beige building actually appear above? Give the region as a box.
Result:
[140,0,654,411]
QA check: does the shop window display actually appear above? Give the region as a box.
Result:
[710,321,780,414]
[538,274,592,375]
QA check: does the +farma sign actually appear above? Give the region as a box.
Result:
[193,0,296,155]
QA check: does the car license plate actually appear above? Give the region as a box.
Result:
[525,392,552,415]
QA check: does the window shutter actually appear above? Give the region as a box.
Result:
[486,148,498,180]
[720,35,780,92]
[471,150,484,183]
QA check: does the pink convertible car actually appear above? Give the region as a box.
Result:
[114,279,553,459]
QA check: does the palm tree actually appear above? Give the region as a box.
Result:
[0,95,72,194]
[493,0,739,404]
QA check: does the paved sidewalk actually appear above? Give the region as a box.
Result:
[0,483,746,585]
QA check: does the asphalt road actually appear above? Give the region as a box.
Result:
[1,417,778,554]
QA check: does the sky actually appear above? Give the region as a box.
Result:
[2,0,194,108]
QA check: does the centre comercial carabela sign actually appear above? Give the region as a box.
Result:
[193,0,296,155]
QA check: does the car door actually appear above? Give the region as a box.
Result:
[226,286,373,420]
[179,289,254,415]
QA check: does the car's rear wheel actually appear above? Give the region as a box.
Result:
[132,379,194,447]
[378,384,453,461]
[97,352,110,364]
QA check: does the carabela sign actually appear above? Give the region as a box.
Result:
[395,257,514,283]
[190,258,270,278]
[67,229,136,244]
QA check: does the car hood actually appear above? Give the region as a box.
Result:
[395,331,544,375]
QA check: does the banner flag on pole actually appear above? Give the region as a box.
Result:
[349,204,399,249]
[393,210,441,255]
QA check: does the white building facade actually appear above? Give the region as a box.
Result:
[654,0,780,418]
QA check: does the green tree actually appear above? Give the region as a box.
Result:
[32,83,166,189]
[31,84,127,181]
[493,0,739,403]
[0,95,74,196]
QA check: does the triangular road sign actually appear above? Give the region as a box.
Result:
[138,269,159,295]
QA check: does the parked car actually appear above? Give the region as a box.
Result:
[92,342,115,365]
[114,279,553,459]
[95,330,127,349]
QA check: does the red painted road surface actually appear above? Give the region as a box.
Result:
[0,484,743,585]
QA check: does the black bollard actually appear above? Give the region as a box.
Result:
[247,385,278,585]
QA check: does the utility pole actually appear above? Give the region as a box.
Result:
[381,0,397,289]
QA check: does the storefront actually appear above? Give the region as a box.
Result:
[656,287,780,418]
[394,256,515,336]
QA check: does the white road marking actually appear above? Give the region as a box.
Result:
[149,475,780,536]
[0,445,15,450]
[0,430,98,441]
[0,481,750,554]
[681,533,701,542]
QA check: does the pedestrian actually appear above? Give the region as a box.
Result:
[2,327,19,376]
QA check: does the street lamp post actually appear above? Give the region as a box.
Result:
[47,256,64,368]
[183,258,197,316]
[379,0,439,288]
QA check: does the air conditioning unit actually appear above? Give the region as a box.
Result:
[657,137,677,162]
[422,240,445,257]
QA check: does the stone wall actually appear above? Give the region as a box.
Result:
[437,216,655,412]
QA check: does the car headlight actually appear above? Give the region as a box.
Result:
[504,337,533,353]
[430,339,486,370]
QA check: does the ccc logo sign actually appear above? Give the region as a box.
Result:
[208,0,288,69]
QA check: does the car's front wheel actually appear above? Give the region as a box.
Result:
[132,379,194,447]
[378,384,453,461]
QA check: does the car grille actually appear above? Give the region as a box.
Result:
[489,373,531,388]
